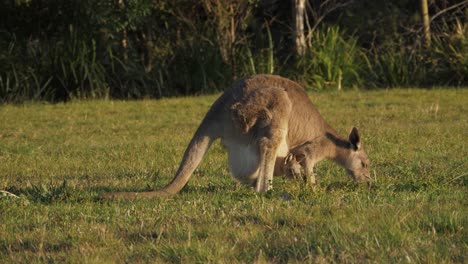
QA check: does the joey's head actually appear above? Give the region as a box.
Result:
[284,152,305,179]
[344,127,371,183]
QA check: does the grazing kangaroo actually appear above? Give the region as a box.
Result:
[283,130,370,187]
[101,74,370,199]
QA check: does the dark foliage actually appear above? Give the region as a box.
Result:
[0,0,466,102]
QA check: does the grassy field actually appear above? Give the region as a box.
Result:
[0,89,466,263]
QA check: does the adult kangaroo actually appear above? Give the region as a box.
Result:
[101,74,370,199]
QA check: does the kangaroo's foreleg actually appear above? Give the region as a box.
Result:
[255,128,288,192]
[253,88,292,192]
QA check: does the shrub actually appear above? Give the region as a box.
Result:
[294,26,366,90]
[430,19,468,86]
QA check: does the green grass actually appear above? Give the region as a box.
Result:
[0,89,467,263]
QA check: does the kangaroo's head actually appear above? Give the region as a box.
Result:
[343,127,371,183]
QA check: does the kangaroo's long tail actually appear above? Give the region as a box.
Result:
[100,114,219,199]
[157,123,216,195]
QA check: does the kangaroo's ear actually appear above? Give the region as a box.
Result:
[348,127,361,151]
[284,153,294,165]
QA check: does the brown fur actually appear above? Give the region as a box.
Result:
[101,74,370,199]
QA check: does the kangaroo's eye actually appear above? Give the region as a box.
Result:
[361,161,367,168]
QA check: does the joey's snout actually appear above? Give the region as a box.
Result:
[347,169,372,183]
[287,167,302,179]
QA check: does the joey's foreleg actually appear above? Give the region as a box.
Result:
[303,164,317,189]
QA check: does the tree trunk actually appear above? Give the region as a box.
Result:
[293,0,306,56]
[421,0,431,48]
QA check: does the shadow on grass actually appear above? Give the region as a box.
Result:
[325,181,359,192]
[0,239,73,254]
[121,231,160,243]
[4,181,74,204]
[5,179,417,204]
[0,181,237,203]
[233,215,264,225]
[384,181,435,192]
[322,179,438,193]
[181,184,239,194]
[94,183,232,195]
[3,181,143,204]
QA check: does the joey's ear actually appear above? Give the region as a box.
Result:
[284,153,294,165]
[348,127,361,151]
[295,153,306,163]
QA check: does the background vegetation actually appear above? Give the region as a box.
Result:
[1,89,466,262]
[1,0,467,102]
